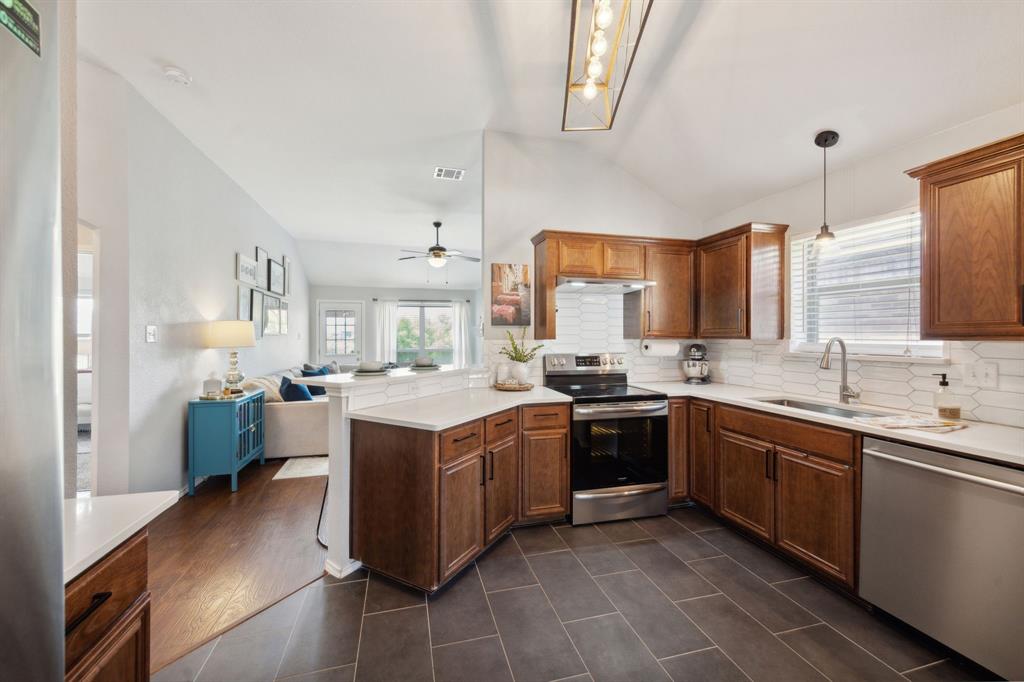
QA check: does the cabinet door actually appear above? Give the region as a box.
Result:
[921,157,1024,337]
[485,437,519,543]
[668,399,689,502]
[644,245,695,337]
[603,240,644,278]
[559,239,602,276]
[716,429,774,541]
[440,453,485,581]
[521,429,568,519]
[775,446,855,586]
[66,596,150,682]
[688,401,715,508]
[698,235,748,338]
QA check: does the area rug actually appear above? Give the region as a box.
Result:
[273,456,329,480]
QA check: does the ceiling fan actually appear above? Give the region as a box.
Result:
[398,221,481,269]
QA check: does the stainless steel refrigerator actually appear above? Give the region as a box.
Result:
[0,0,64,678]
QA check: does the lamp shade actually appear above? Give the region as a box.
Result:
[205,320,256,349]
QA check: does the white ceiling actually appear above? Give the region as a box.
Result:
[299,241,482,290]
[78,0,1024,252]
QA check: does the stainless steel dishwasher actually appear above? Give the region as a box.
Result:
[860,437,1024,680]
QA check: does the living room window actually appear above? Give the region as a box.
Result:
[397,302,454,366]
[790,210,944,359]
[317,300,364,363]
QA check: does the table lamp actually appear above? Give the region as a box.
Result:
[206,320,256,394]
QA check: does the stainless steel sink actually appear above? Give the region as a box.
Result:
[756,397,883,420]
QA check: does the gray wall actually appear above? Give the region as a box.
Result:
[78,60,311,494]
[309,285,482,366]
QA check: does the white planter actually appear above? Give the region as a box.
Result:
[509,361,530,385]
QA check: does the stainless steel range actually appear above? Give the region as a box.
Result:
[543,353,669,525]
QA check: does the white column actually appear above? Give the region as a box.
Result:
[323,389,362,578]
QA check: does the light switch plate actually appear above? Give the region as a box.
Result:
[145,325,158,343]
[964,360,998,388]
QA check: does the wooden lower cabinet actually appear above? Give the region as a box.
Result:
[521,428,569,519]
[67,596,150,682]
[775,446,855,586]
[485,437,519,543]
[716,429,774,542]
[668,399,689,502]
[439,452,486,581]
[688,400,715,508]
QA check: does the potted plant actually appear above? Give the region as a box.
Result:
[498,328,543,385]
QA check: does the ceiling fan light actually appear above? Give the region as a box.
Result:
[428,254,447,268]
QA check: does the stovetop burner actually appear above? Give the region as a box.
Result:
[547,383,668,404]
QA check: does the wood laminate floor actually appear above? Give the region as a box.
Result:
[148,459,327,673]
[153,506,993,682]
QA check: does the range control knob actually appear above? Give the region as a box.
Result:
[616,357,624,365]
[559,358,566,366]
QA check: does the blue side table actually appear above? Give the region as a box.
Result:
[188,390,265,494]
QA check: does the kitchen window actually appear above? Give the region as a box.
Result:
[790,210,945,359]
[397,302,453,366]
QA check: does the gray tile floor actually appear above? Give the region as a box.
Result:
[154,507,993,682]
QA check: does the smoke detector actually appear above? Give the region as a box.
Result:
[433,167,465,181]
[162,65,193,86]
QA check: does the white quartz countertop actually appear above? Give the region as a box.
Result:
[347,386,571,431]
[293,364,469,388]
[64,491,178,584]
[632,381,1024,469]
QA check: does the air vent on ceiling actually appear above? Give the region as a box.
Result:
[433,167,465,181]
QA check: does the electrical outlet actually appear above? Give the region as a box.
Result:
[964,360,998,388]
[145,325,158,343]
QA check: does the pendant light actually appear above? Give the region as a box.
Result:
[814,130,839,243]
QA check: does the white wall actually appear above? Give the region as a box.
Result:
[702,102,1024,237]
[482,130,700,340]
[78,60,311,494]
[308,285,482,366]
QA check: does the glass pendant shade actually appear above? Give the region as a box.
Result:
[428,254,447,268]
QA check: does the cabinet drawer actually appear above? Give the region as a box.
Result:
[522,405,569,430]
[441,419,484,463]
[486,409,518,445]
[65,531,148,672]
[717,405,853,465]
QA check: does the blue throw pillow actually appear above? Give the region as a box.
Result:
[301,366,329,395]
[280,375,313,402]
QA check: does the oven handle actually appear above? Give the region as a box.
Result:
[573,401,668,416]
[574,483,667,500]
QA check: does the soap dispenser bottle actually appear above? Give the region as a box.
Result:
[931,373,961,420]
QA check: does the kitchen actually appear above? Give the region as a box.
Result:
[5,2,1024,681]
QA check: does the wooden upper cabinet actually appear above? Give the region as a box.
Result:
[716,429,774,542]
[644,245,695,338]
[603,240,645,278]
[907,134,1024,338]
[696,223,786,340]
[774,446,855,587]
[668,399,689,503]
[558,238,603,276]
[698,235,747,337]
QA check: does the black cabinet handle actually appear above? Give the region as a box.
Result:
[495,419,513,427]
[66,591,112,637]
[764,449,773,480]
[488,450,495,480]
[535,412,559,418]
[480,455,486,486]
[453,432,478,443]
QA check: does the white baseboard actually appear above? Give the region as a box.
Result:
[177,475,208,498]
[325,558,363,579]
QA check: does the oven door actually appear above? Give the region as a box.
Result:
[571,401,669,524]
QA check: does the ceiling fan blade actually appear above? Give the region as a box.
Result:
[400,249,429,255]
[451,254,481,262]
[397,256,426,261]
[445,250,463,256]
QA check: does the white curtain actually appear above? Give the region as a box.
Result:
[375,300,399,363]
[451,300,470,368]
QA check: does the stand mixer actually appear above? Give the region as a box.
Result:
[683,343,710,384]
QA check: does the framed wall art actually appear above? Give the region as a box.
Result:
[255,247,270,289]
[251,289,264,340]
[238,285,252,321]
[490,263,531,326]
[236,253,260,287]
[263,295,281,336]
[268,259,285,296]
[280,301,289,334]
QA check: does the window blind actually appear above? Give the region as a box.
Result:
[790,211,943,358]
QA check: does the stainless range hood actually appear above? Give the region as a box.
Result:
[556,276,656,295]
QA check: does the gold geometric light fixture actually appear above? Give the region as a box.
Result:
[562,0,653,131]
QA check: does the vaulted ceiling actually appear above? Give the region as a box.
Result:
[78,0,1024,253]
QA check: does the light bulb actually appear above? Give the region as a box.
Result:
[595,4,614,29]
[428,253,447,268]
[583,78,598,100]
[587,57,603,79]
[591,29,608,57]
